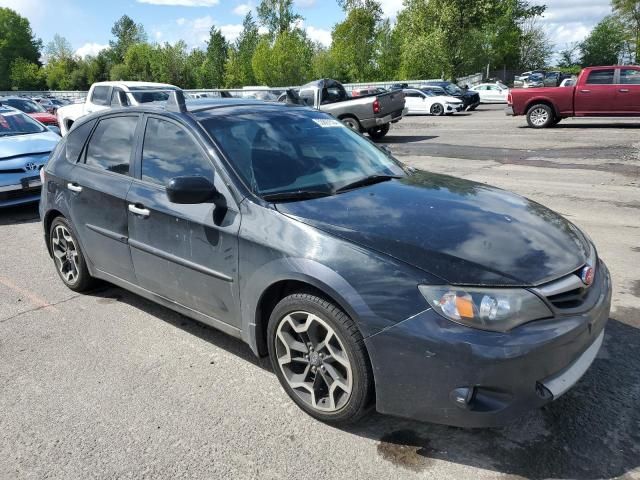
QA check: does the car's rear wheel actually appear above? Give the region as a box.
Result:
[267,293,373,425]
[526,104,554,128]
[430,103,445,116]
[367,124,390,140]
[340,116,361,132]
[49,217,94,292]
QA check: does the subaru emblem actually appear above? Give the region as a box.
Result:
[580,265,594,286]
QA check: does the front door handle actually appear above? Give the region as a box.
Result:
[67,182,83,193]
[128,204,150,218]
[619,88,630,93]
[579,89,591,93]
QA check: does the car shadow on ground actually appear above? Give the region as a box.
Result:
[89,286,639,479]
[380,135,438,144]
[0,203,40,226]
[518,123,640,130]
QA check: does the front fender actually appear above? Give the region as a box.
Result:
[240,257,376,356]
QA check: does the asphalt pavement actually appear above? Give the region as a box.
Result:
[1,105,639,480]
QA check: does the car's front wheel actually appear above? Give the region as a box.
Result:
[49,216,94,292]
[526,104,554,128]
[267,293,373,425]
[430,103,445,116]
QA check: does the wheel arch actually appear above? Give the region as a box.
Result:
[525,98,558,117]
[43,209,65,257]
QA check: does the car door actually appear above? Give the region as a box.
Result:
[126,115,241,327]
[64,114,140,283]
[617,68,640,112]
[574,69,618,115]
[403,90,424,113]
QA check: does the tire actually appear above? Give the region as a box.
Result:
[49,216,95,292]
[430,103,445,116]
[467,104,478,111]
[267,293,374,425]
[367,123,390,140]
[526,104,554,128]
[340,116,361,132]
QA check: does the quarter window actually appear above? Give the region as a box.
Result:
[141,118,213,186]
[620,69,640,85]
[586,69,614,85]
[85,116,138,175]
[66,120,96,163]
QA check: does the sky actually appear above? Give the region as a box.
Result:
[0,0,614,59]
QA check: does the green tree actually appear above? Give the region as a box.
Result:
[329,1,382,82]
[225,12,260,87]
[205,28,228,87]
[613,0,640,62]
[252,30,313,86]
[374,19,401,80]
[580,16,627,66]
[0,7,42,90]
[123,42,154,81]
[257,0,302,36]
[110,15,147,63]
[45,34,74,61]
[518,17,553,70]
[148,41,190,87]
[9,58,45,90]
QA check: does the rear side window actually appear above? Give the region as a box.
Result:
[91,86,110,106]
[141,118,213,186]
[84,116,138,175]
[586,69,614,85]
[620,69,640,85]
[65,120,96,163]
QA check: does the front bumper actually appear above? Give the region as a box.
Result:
[0,179,42,207]
[365,261,612,428]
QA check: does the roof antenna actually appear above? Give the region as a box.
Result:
[166,89,187,113]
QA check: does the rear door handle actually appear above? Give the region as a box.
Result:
[619,88,630,93]
[67,183,83,193]
[128,204,150,218]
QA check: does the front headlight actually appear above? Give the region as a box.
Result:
[419,285,552,332]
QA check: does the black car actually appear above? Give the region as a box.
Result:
[422,81,480,111]
[40,92,611,428]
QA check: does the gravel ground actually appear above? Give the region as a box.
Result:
[1,105,639,480]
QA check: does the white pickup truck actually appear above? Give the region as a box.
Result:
[57,81,178,135]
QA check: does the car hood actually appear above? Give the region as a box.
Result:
[0,131,59,159]
[440,96,463,103]
[276,171,589,286]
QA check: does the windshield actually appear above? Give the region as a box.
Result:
[128,86,178,103]
[443,84,463,95]
[4,98,46,113]
[421,89,437,97]
[200,109,405,197]
[0,110,47,136]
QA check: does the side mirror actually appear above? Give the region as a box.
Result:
[166,176,217,204]
[47,125,61,136]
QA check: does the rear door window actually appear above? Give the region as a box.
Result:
[65,120,96,163]
[586,69,614,85]
[91,86,111,106]
[620,69,640,85]
[141,117,213,186]
[84,116,138,175]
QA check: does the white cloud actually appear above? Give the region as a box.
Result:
[75,42,109,58]
[379,0,403,19]
[295,0,316,6]
[219,24,244,42]
[137,0,219,5]
[176,18,186,26]
[306,26,331,47]
[233,3,252,16]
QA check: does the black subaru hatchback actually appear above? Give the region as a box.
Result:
[40,92,611,427]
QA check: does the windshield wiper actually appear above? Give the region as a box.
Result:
[335,174,401,193]
[262,190,334,202]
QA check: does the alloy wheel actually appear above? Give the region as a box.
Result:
[431,103,444,115]
[51,225,80,284]
[275,311,353,412]
[529,107,550,127]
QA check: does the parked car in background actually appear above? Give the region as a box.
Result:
[560,78,576,87]
[421,81,480,110]
[0,105,60,207]
[507,65,640,128]
[56,81,179,135]
[470,83,510,103]
[403,88,463,115]
[513,70,546,88]
[0,97,59,127]
[389,83,409,91]
[41,93,611,428]
[34,97,57,114]
[297,78,406,139]
[351,87,387,97]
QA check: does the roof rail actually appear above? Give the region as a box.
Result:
[166,89,187,113]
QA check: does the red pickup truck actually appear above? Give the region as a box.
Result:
[506,65,640,128]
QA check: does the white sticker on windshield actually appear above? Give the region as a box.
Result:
[312,118,343,128]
